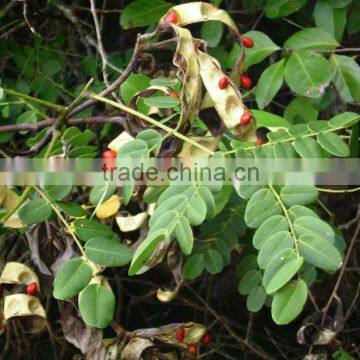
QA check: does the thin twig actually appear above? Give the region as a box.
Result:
[90,93,215,155]
[186,284,268,359]
[317,186,360,194]
[321,220,360,326]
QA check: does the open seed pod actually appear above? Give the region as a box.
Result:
[0,262,40,289]
[96,195,122,219]
[116,211,148,232]
[134,322,207,347]
[4,294,46,333]
[108,131,134,153]
[0,187,25,228]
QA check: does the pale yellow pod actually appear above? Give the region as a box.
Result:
[163,2,239,34]
[0,262,40,289]
[108,132,134,153]
[4,294,46,333]
[116,211,148,232]
[95,195,121,219]
[177,135,220,158]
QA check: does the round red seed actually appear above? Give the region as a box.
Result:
[240,111,252,126]
[202,333,211,344]
[164,10,179,24]
[241,75,252,89]
[103,149,117,159]
[188,344,197,354]
[218,76,229,89]
[257,139,265,146]
[26,282,37,295]
[169,91,179,98]
[175,326,185,341]
[243,36,254,48]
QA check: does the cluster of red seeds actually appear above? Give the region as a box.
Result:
[175,326,211,355]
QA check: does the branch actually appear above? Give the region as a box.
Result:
[0,116,126,134]
[321,220,360,325]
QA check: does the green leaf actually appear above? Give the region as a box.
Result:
[129,229,167,275]
[288,124,311,137]
[56,202,87,217]
[44,185,72,201]
[245,188,282,228]
[183,253,205,280]
[18,199,52,226]
[201,21,223,47]
[89,185,117,206]
[74,219,114,242]
[253,215,289,249]
[284,51,333,98]
[325,0,352,7]
[265,0,307,18]
[120,74,151,104]
[328,112,360,128]
[79,284,115,328]
[314,0,346,41]
[85,237,132,267]
[204,249,223,274]
[271,279,308,325]
[293,137,324,157]
[348,1,360,34]
[280,186,318,207]
[53,258,92,300]
[289,205,319,221]
[263,248,298,288]
[274,142,298,158]
[150,77,178,87]
[284,97,319,124]
[256,59,285,109]
[175,215,193,255]
[228,31,280,69]
[294,216,335,243]
[236,254,258,278]
[238,270,261,295]
[317,132,350,157]
[246,286,266,312]
[118,139,148,158]
[198,186,216,220]
[16,110,37,135]
[120,0,172,29]
[258,231,294,269]
[299,234,343,270]
[144,95,180,108]
[136,129,162,152]
[283,27,339,51]
[252,110,290,128]
[266,258,304,294]
[42,59,61,76]
[330,55,360,104]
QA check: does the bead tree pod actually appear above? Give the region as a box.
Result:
[0,0,359,359]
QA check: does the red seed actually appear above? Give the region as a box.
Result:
[26,282,37,295]
[103,149,117,159]
[243,36,254,48]
[241,75,252,89]
[257,139,265,146]
[218,76,229,89]
[202,333,211,344]
[188,344,197,354]
[169,92,179,98]
[175,326,185,341]
[164,10,179,24]
[240,111,252,126]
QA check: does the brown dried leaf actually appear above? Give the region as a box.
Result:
[60,302,106,360]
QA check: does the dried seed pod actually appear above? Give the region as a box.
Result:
[0,262,40,289]
[116,211,148,232]
[108,132,134,153]
[96,195,122,219]
[4,294,46,333]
